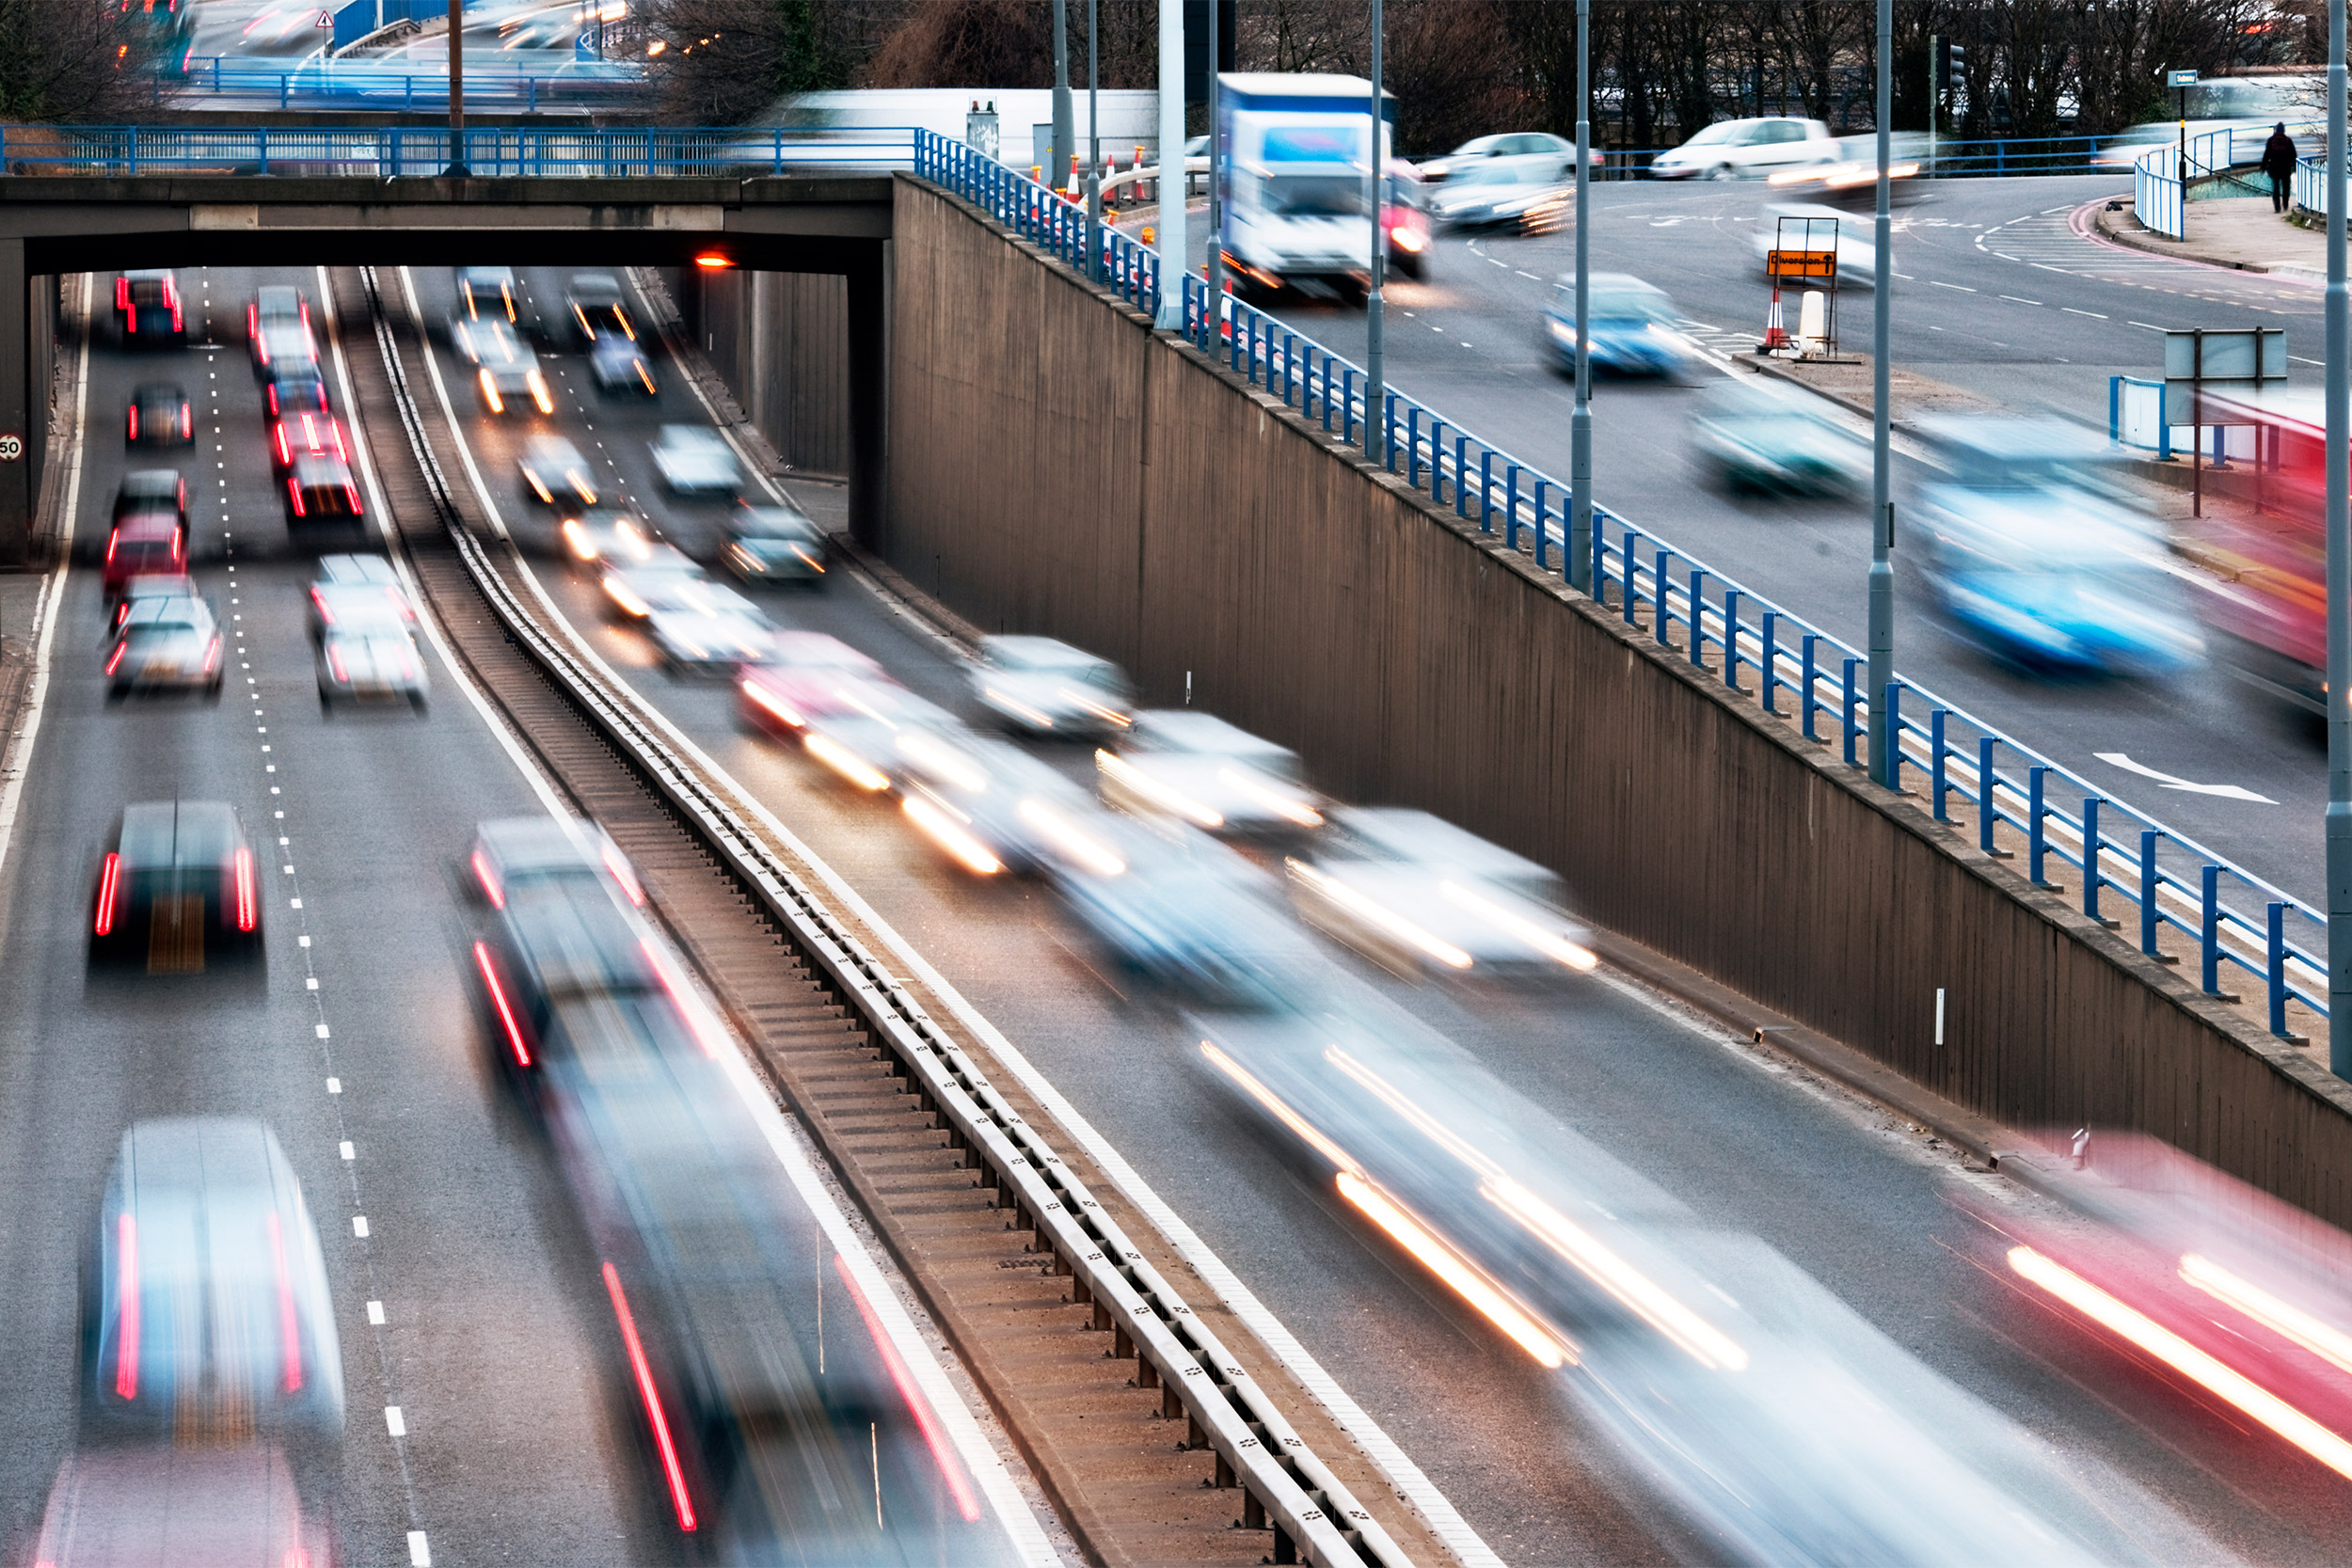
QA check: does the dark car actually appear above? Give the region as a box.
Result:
[455,264,516,322]
[113,468,188,531]
[125,382,192,448]
[248,317,316,381]
[114,270,185,346]
[246,283,309,372]
[88,800,262,971]
[284,454,366,541]
[721,501,826,586]
[565,271,636,346]
[102,515,186,600]
[82,1118,342,1442]
[589,332,659,396]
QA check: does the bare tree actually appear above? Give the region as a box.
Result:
[0,0,172,122]
[644,0,844,122]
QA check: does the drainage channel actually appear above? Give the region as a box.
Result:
[321,262,1433,1568]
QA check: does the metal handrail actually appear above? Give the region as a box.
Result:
[908,134,2328,1042]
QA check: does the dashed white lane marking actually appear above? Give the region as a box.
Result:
[386,1406,407,1437]
[1929,280,1976,292]
[327,1076,342,1093]
[1999,294,2042,305]
[314,1022,330,1038]
[2129,320,2166,330]
[353,1215,370,1238]
[408,1529,432,1566]
[368,1300,387,1324]
[2062,307,2107,318]
[341,1141,355,1160]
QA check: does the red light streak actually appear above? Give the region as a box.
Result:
[469,849,504,910]
[472,942,531,1066]
[602,1260,697,1532]
[126,403,136,440]
[114,1212,138,1400]
[103,642,125,677]
[95,852,119,934]
[265,1210,302,1392]
[233,847,256,931]
[834,1252,984,1521]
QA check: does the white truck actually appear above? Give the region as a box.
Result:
[1216,72,1391,302]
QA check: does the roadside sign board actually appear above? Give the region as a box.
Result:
[1766,249,1836,280]
[2162,326,2286,423]
[2167,69,2199,87]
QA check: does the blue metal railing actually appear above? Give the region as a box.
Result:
[161,56,644,112]
[2134,125,2251,240]
[907,135,2329,1039]
[0,124,922,179]
[913,130,1161,316]
[2296,153,2328,216]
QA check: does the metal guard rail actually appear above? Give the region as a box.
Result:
[355,261,1398,1566]
[0,124,923,180]
[906,134,2327,1042]
[2133,125,2244,240]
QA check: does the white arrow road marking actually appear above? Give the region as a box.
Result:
[2094,752,2279,804]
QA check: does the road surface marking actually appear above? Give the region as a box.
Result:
[341,1141,355,1160]
[353,1215,370,1237]
[386,1406,405,1436]
[1999,295,2042,305]
[2062,307,2106,317]
[1930,280,1977,291]
[2094,752,2278,803]
[368,1300,386,1324]
[327,1077,340,1092]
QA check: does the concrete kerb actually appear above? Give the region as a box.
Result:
[2089,195,2321,280]
[903,167,2352,1218]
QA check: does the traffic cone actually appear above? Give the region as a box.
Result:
[1761,286,1788,353]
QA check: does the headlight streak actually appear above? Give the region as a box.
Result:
[1337,1172,1570,1369]
[739,676,805,729]
[602,577,651,617]
[804,732,890,791]
[477,367,502,413]
[1017,798,1125,876]
[2008,1245,2352,1481]
[1097,750,1224,828]
[1216,765,1324,826]
[527,370,554,415]
[787,541,825,573]
[2180,1253,2352,1379]
[983,685,1055,728]
[1288,859,1473,969]
[1057,686,1130,725]
[897,730,990,794]
[903,793,1004,876]
[562,518,598,560]
[1199,1040,1360,1174]
[1438,880,1597,969]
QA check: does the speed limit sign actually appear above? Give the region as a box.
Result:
[0,435,24,461]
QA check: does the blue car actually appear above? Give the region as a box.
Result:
[1541,272,1703,380]
[1914,419,2204,677]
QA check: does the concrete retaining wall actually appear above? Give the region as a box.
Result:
[879,172,2352,1230]
[690,266,852,481]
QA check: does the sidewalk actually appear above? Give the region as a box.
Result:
[2095,193,2325,280]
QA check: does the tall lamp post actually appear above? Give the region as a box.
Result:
[1052,0,1073,195]
[1866,0,1895,787]
[1205,0,1222,309]
[1086,0,1101,280]
[1154,0,1184,328]
[1364,0,1384,460]
[2328,0,2350,1076]
[446,0,468,176]
[1568,0,1591,592]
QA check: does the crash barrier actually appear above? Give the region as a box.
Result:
[0,122,922,180]
[889,167,2352,1229]
[908,127,2325,1045]
[2107,374,2258,463]
[2133,125,2249,240]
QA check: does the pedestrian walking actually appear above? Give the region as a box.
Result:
[2263,121,2299,214]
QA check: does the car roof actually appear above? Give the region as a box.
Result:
[121,595,206,627]
[476,816,612,879]
[980,634,1111,671]
[1325,806,1552,879]
[119,800,241,866]
[504,881,660,999]
[769,629,877,668]
[314,553,399,586]
[1128,709,1292,757]
[120,469,181,495]
[112,512,181,536]
[569,272,624,296]
[730,503,817,536]
[290,453,356,484]
[122,572,195,595]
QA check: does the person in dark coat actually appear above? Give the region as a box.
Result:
[2263,122,2299,214]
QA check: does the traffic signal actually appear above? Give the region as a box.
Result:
[1937,40,1967,90]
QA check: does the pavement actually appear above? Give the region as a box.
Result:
[2099,192,2328,280]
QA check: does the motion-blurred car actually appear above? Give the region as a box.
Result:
[1383,163,1432,279]
[565,271,635,345]
[246,284,311,374]
[720,501,826,586]
[1288,807,1596,980]
[1913,418,2204,676]
[246,282,304,343]
[892,728,1126,878]
[28,1445,338,1568]
[560,508,657,569]
[310,551,414,626]
[598,544,735,621]
[114,269,185,345]
[1690,379,1866,496]
[1426,164,1570,233]
[114,468,188,531]
[1752,201,1879,286]
[453,314,553,416]
[317,606,429,712]
[1541,273,1705,380]
[112,571,196,631]
[88,800,262,970]
[797,683,965,794]
[264,363,331,434]
[283,453,366,539]
[104,594,222,701]
[589,331,660,396]
[1097,709,1325,837]
[124,381,191,448]
[1057,816,1314,1004]
[1649,116,1839,180]
[84,1118,342,1440]
[268,395,347,476]
[737,630,889,737]
[651,424,740,497]
[647,609,772,677]
[1418,131,1597,184]
[102,515,186,599]
[971,634,1134,738]
[517,433,599,510]
[455,263,516,321]
[469,815,645,911]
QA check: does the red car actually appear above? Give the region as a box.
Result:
[737,631,890,736]
[103,514,186,599]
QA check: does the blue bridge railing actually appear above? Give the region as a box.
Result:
[910,131,2327,1042]
[160,55,644,112]
[0,124,921,180]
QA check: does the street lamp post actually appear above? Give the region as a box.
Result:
[1867,0,1894,787]
[446,0,468,177]
[1154,0,1184,329]
[1087,0,1102,281]
[2327,0,2350,1076]
[1364,0,1384,461]
[1568,0,1592,593]
[1205,0,1221,309]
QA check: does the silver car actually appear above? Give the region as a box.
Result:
[452,315,551,416]
[105,594,222,700]
[1097,709,1325,837]
[971,634,1134,738]
[651,424,740,497]
[317,604,429,711]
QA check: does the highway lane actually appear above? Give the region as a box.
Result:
[410,259,2352,1563]
[1237,174,2330,913]
[0,267,693,1565]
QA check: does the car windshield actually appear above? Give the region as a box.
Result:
[1263,173,1366,216]
[1681,121,1744,148]
[1451,135,1505,155]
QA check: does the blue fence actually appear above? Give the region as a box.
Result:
[163,56,644,113]
[0,124,921,179]
[910,131,2328,1041]
[2134,126,2262,240]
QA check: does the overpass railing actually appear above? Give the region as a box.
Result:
[0,124,922,179]
[909,128,2325,1041]
[2133,125,2247,240]
[165,55,644,112]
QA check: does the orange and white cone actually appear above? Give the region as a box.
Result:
[1761,287,1788,353]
